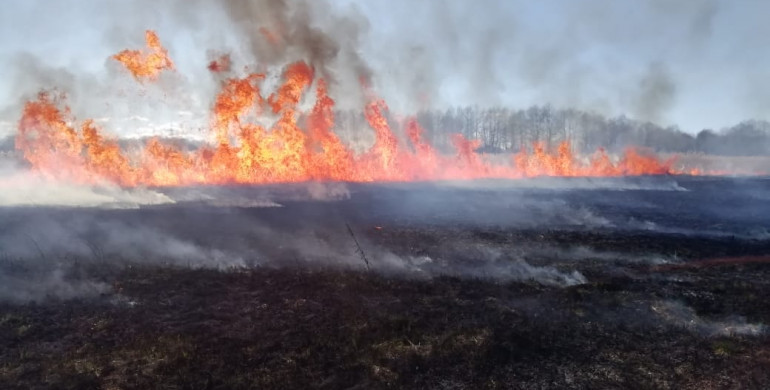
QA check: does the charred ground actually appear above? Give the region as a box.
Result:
[1,176,770,389]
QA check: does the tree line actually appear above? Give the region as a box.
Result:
[338,105,770,156]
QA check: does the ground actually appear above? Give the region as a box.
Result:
[1,177,770,389]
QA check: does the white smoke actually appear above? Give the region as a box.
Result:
[0,213,244,268]
[305,182,351,201]
[367,242,588,287]
[651,300,765,337]
[0,261,109,303]
[0,178,173,208]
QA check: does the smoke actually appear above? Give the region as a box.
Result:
[165,0,373,112]
[241,223,588,287]
[631,63,677,124]
[0,50,208,141]
[0,178,173,208]
[366,184,615,229]
[0,259,109,304]
[0,175,766,303]
[305,182,351,201]
[0,201,242,303]
[0,0,376,141]
[524,245,677,266]
[0,212,244,268]
[158,182,351,205]
[352,0,732,126]
[1,1,769,303]
[389,252,588,287]
[0,0,214,136]
[624,217,770,241]
[0,53,97,129]
[514,296,766,338]
[221,0,372,83]
[650,300,765,337]
[651,0,719,44]
[435,177,688,191]
[3,0,758,134]
[0,183,604,304]
[347,0,770,131]
[0,156,173,207]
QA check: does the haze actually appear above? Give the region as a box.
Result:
[0,0,768,134]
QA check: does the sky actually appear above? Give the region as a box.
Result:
[1,0,769,134]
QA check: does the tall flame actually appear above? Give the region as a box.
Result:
[15,31,694,187]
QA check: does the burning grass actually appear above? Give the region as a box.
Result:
[3,3,770,388]
[11,30,688,189]
[666,153,770,176]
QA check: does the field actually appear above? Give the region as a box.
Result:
[1,176,770,389]
[667,153,770,175]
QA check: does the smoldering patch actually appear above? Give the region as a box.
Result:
[650,300,765,337]
[0,258,110,303]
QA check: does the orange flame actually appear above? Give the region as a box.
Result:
[112,30,174,81]
[15,32,700,187]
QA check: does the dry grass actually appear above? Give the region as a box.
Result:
[666,153,770,175]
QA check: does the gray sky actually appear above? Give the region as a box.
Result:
[1,0,769,134]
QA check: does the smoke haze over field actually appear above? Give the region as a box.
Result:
[0,175,766,308]
[2,8,770,382]
[0,0,768,298]
[0,0,769,134]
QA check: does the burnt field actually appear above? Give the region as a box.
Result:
[1,176,770,389]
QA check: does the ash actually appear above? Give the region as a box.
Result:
[1,176,769,389]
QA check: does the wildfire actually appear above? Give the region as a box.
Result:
[16,30,688,188]
[112,30,175,81]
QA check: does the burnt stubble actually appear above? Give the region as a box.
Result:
[1,176,769,389]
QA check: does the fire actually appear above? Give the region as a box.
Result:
[15,31,693,187]
[208,53,232,73]
[112,30,175,81]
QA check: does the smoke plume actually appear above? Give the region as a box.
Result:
[3,0,764,132]
[631,63,677,124]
